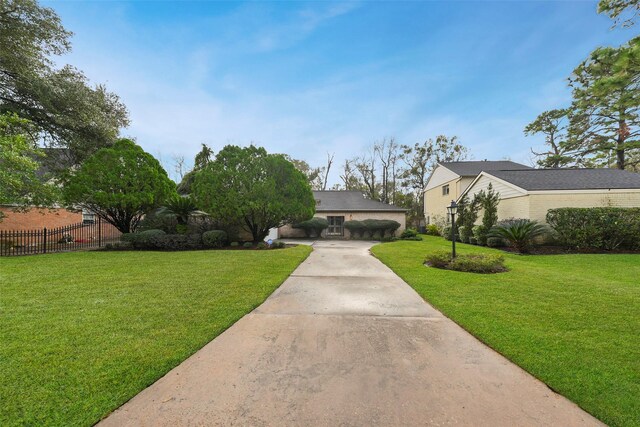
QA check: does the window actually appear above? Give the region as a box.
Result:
[442,184,450,196]
[327,216,344,236]
[82,209,96,224]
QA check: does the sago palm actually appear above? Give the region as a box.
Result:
[489,219,548,254]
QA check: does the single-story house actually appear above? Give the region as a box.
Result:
[278,190,407,238]
[459,168,640,223]
[423,160,531,224]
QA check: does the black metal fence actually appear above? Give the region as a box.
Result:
[0,218,121,257]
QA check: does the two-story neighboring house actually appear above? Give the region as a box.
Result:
[423,160,530,224]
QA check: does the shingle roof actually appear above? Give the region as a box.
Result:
[313,191,406,212]
[441,160,531,176]
[488,168,640,191]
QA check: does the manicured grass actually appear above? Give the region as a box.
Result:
[0,246,311,426]
[372,237,639,427]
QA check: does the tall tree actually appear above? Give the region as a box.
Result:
[0,0,128,170]
[430,135,469,164]
[192,145,315,242]
[318,152,335,191]
[0,113,59,220]
[568,37,640,170]
[177,143,214,194]
[375,138,400,204]
[598,0,639,27]
[339,159,362,191]
[524,109,580,168]
[63,139,176,233]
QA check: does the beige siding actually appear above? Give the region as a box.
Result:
[424,166,459,191]
[424,178,460,224]
[528,191,640,222]
[278,211,406,239]
[465,174,525,200]
[497,196,530,220]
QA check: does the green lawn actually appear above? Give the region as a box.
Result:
[372,236,639,427]
[0,246,311,426]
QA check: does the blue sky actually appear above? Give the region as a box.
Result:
[47,0,635,183]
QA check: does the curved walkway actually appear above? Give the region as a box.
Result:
[100,240,602,426]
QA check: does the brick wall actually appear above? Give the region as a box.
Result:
[0,207,83,231]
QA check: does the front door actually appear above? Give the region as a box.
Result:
[327,216,344,237]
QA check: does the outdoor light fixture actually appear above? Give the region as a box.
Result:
[447,200,458,258]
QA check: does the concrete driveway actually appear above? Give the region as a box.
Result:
[100,240,602,426]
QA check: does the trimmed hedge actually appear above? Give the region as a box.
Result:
[121,229,166,249]
[149,234,203,251]
[293,217,329,238]
[344,220,366,238]
[345,219,401,239]
[202,230,227,248]
[547,207,640,251]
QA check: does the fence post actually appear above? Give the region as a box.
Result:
[98,217,102,247]
[43,227,47,254]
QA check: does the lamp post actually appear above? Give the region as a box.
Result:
[447,200,458,258]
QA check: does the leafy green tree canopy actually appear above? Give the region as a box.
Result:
[192,145,315,242]
[598,0,639,27]
[0,0,129,171]
[0,113,59,220]
[63,138,176,233]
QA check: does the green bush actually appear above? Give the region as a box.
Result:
[243,242,253,249]
[472,225,487,246]
[458,225,471,243]
[547,207,640,251]
[344,220,366,238]
[468,237,478,245]
[442,225,452,241]
[489,219,548,253]
[138,209,178,234]
[121,229,166,249]
[256,242,267,250]
[401,236,423,241]
[380,236,398,243]
[202,230,227,248]
[149,234,202,251]
[400,228,418,238]
[486,237,505,248]
[271,240,286,249]
[425,251,507,274]
[292,217,329,238]
[230,241,239,247]
[424,224,440,236]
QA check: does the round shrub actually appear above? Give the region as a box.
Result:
[256,242,267,250]
[271,241,286,249]
[468,237,478,245]
[425,251,508,274]
[400,228,418,239]
[424,224,440,236]
[230,241,240,247]
[487,237,505,248]
[472,225,487,246]
[243,242,253,249]
[458,225,472,243]
[202,230,228,248]
[344,220,366,238]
